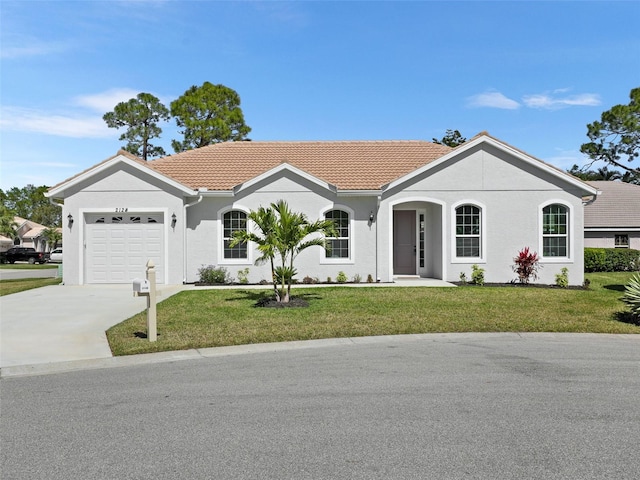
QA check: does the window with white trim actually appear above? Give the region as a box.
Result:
[223,210,247,259]
[615,234,629,248]
[542,204,568,257]
[325,209,349,259]
[455,205,481,257]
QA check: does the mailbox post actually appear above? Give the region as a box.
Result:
[146,259,157,342]
[132,259,157,342]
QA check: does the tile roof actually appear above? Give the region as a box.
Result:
[585,181,640,228]
[147,141,453,191]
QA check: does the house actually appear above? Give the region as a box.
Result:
[584,181,640,250]
[0,217,61,253]
[46,133,598,286]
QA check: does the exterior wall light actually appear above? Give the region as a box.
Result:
[369,211,375,222]
[67,214,74,227]
[171,213,177,227]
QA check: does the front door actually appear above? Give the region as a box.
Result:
[393,210,416,275]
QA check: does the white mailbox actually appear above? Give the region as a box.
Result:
[133,278,150,295]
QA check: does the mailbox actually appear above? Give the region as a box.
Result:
[133,278,150,295]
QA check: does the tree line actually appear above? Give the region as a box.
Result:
[1,87,637,242]
[0,185,62,248]
[103,81,251,161]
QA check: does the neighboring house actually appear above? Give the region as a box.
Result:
[46,133,598,286]
[0,217,61,253]
[584,181,640,250]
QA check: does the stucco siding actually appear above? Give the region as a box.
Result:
[61,165,185,285]
[585,231,640,250]
[184,172,379,284]
[380,148,587,285]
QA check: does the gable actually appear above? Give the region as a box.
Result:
[47,153,195,200]
[385,135,598,196]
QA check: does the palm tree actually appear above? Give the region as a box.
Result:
[270,200,336,303]
[232,200,337,303]
[42,227,62,251]
[0,206,17,240]
[595,166,622,181]
[230,206,281,301]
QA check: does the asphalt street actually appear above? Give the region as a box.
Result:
[2,333,639,480]
[0,267,59,280]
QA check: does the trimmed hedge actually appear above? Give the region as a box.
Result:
[584,248,640,272]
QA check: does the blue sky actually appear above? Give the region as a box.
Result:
[1,0,638,191]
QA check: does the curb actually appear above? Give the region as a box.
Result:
[2,332,638,379]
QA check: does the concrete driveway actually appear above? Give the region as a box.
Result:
[0,284,187,368]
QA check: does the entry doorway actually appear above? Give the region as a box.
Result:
[393,210,416,275]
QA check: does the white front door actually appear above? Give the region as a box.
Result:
[85,213,164,284]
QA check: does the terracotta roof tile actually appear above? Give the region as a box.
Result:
[147,141,452,190]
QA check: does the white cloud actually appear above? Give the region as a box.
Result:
[0,107,112,138]
[467,89,601,111]
[466,91,521,110]
[523,92,601,110]
[0,40,71,59]
[0,87,166,138]
[74,88,142,112]
[544,148,592,171]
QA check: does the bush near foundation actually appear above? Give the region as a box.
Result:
[584,248,640,272]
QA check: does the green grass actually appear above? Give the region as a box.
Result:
[107,272,640,356]
[0,277,62,296]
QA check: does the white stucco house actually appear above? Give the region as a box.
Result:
[46,133,599,286]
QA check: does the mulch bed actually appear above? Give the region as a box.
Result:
[254,296,309,308]
[452,282,587,290]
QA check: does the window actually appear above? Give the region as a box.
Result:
[455,205,481,257]
[325,209,349,258]
[223,210,247,259]
[542,204,568,257]
[615,234,629,248]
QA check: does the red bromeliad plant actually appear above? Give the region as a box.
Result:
[513,247,541,284]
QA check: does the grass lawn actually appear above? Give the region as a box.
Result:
[107,272,640,356]
[0,277,62,296]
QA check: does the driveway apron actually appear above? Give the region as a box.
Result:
[0,284,185,368]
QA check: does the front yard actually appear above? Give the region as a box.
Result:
[107,272,640,356]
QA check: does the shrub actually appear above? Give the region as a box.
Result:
[237,268,250,284]
[584,248,640,272]
[352,273,362,283]
[459,272,468,285]
[471,265,484,286]
[336,271,348,283]
[621,273,640,318]
[198,265,232,284]
[513,247,540,284]
[275,266,297,286]
[555,267,569,288]
[326,276,332,283]
[366,274,374,283]
[302,275,318,284]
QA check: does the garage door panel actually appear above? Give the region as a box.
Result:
[85,214,165,284]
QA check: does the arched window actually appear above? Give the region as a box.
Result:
[455,205,481,258]
[325,209,350,258]
[542,204,568,257]
[223,210,247,259]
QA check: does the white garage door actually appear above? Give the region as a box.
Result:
[85,213,165,284]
